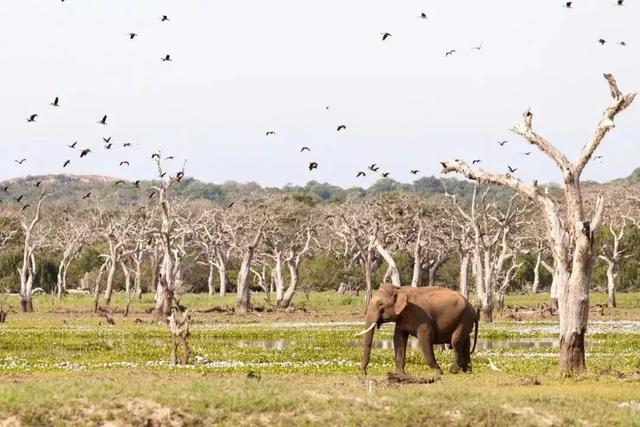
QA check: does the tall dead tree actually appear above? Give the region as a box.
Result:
[51,212,91,299]
[18,193,47,312]
[442,74,636,372]
[151,158,188,322]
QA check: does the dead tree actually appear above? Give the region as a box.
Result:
[442,74,636,372]
[51,212,91,299]
[151,157,189,322]
[195,208,233,296]
[18,193,47,312]
[232,213,265,314]
[451,187,527,322]
[598,215,629,308]
[168,309,190,365]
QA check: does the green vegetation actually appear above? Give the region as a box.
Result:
[0,292,639,425]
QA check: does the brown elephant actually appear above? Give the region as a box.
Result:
[357,283,479,375]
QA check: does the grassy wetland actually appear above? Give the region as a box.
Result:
[0,292,639,426]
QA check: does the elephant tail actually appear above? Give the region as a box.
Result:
[470,307,480,354]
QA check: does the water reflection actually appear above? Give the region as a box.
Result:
[347,338,561,350]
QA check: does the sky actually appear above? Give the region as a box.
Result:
[0,0,638,188]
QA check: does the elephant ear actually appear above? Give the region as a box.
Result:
[394,292,408,316]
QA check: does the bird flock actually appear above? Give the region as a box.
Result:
[4,2,634,210]
[8,12,182,210]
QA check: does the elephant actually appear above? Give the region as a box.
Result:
[357,283,479,375]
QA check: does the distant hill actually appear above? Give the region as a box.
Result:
[0,170,636,208]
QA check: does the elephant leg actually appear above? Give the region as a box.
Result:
[393,328,408,376]
[462,337,471,372]
[450,327,465,374]
[416,325,443,375]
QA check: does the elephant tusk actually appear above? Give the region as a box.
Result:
[354,323,376,337]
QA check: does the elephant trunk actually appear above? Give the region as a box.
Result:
[360,305,380,375]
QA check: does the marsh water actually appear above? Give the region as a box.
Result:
[231,338,562,351]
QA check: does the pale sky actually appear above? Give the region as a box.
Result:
[0,0,638,187]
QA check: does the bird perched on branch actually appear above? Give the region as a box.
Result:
[603,73,622,99]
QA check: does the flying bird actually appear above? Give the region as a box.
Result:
[15,159,27,165]
[80,149,91,158]
[14,195,23,203]
[51,97,60,107]
[176,171,185,181]
[507,166,518,173]
[68,142,77,149]
[381,172,390,177]
[410,170,419,174]
[161,15,170,21]
[161,54,172,62]
[98,115,108,125]
[598,39,606,45]
[565,1,572,8]
[497,140,508,146]
[300,147,311,152]
[594,155,604,160]
[472,43,483,50]
[63,160,71,168]
[419,12,428,19]
[115,180,125,186]
[308,162,318,171]
[356,171,366,177]
[123,143,132,147]
[617,0,624,5]
[151,153,160,160]
[103,137,111,144]
[265,131,276,136]
[165,156,174,160]
[368,164,379,172]
[22,204,30,211]
[104,143,113,150]
[472,159,482,164]
[337,125,347,132]
[129,33,137,39]
[521,152,532,156]
[227,201,235,208]
[159,172,167,178]
[619,41,627,46]
[26,114,37,122]
[34,181,42,187]
[445,49,456,57]
[134,180,141,188]
[381,32,392,41]
[82,192,91,200]
[120,161,130,166]
[148,191,156,199]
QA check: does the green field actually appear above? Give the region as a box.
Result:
[0,292,639,426]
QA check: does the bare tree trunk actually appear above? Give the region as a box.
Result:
[532,250,542,294]
[428,254,448,286]
[273,253,285,304]
[93,264,107,313]
[235,250,254,314]
[364,252,374,309]
[150,252,160,294]
[375,243,401,286]
[103,261,117,306]
[218,262,228,297]
[411,252,422,287]
[207,262,216,296]
[56,260,65,300]
[279,263,300,309]
[459,252,470,298]
[134,260,143,298]
[605,260,617,308]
